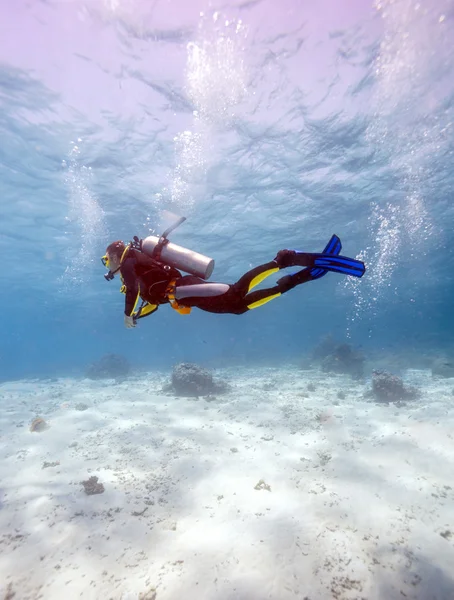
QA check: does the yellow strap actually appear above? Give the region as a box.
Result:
[170,301,192,315]
[165,279,191,314]
[119,245,130,263]
[131,286,141,316]
[118,246,131,293]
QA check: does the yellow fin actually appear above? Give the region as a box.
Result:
[139,303,158,316]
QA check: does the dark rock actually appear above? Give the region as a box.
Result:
[370,370,420,403]
[262,382,276,391]
[170,362,229,397]
[320,342,365,379]
[42,461,60,469]
[432,357,454,378]
[85,354,130,380]
[138,588,157,600]
[81,476,105,495]
[311,334,338,361]
[30,417,49,432]
[75,403,89,411]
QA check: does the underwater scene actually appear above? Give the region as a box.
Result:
[1,0,454,599]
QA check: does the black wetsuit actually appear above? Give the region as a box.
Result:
[120,247,180,316]
[119,247,313,318]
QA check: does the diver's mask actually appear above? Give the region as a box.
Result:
[101,254,120,281]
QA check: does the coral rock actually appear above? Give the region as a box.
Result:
[371,370,419,403]
[30,417,49,432]
[319,341,365,379]
[81,476,105,495]
[139,588,157,600]
[432,357,454,378]
[85,354,130,379]
[170,362,229,397]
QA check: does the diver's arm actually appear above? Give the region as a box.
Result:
[124,290,139,317]
[124,304,158,329]
[121,258,140,317]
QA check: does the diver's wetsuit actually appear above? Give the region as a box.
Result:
[172,263,312,314]
[119,247,313,318]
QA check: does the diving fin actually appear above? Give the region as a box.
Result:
[312,253,365,278]
[310,234,342,280]
[276,235,365,280]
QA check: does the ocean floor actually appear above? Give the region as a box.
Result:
[0,366,453,600]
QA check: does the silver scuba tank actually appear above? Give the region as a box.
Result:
[140,217,215,280]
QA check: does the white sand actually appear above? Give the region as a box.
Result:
[0,366,453,600]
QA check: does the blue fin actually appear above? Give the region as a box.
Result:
[313,254,365,278]
[310,234,342,280]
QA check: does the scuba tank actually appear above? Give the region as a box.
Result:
[140,216,215,280]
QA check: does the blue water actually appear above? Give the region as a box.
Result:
[2,4,454,599]
[1,1,453,381]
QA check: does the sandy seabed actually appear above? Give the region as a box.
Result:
[0,366,453,600]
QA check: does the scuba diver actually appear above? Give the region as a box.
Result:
[101,217,366,328]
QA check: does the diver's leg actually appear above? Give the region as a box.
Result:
[228,246,343,297]
[232,260,280,295]
[172,264,284,313]
[223,255,315,307]
[274,250,313,269]
[171,276,239,313]
[238,268,315,311]
[237,236,364,280]
[172,268,315,315]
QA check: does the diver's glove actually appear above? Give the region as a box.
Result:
[124,315,136,329]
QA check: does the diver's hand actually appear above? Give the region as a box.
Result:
[124,315,136,329]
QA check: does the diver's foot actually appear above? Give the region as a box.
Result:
[277,268,313,292]
[274,249,296,268]
[276,273,297,292]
